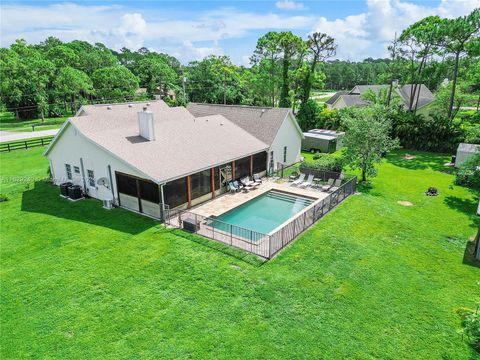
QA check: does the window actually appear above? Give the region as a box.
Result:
[87,170,95,187]
[139,179,159,203]
[163,177,188,208]
[190,169,212,199]
[283,146,288,163]
[73,166,80,174]
[235,156,251,179]
[252,152,267,174]
[117,173,138,197]
[65,164,72,180]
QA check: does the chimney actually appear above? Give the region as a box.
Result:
[138,108,155,141]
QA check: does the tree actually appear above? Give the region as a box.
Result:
[301,32,336,104]
[438,9,480,118]
[91,66,139,99]
[251,32,282,106]
[278,32,304,107]
[137,56,177,96]
[54,67,93,112]
[296,99,321,131]
[341,105,399,181]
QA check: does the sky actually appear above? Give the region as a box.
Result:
[1,0,479,65]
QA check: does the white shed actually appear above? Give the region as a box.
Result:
[455,143,480,167]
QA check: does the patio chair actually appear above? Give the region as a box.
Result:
[291,173,305,186]
[321,178,334,191]
[228,181,239,192]
[241,176,257,187]
[253,173,263,184]
[329,179,343,192]
[233,180,244,191]
[299,174,315,188]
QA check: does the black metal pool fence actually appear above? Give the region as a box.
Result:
[166,174,357,259]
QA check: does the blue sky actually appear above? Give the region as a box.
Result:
[1,0,478,64]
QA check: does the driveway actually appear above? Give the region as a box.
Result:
[0,129,59,143]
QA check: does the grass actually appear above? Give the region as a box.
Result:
[0,112,68,132]
[1,147,479,359]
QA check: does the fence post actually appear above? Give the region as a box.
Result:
[25,141,28,149]
[230,224,233,245]
[41,138,44,146]
[7,144,10,152]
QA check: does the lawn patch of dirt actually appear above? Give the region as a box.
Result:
[402,154,416,160]
[397,200,414,206]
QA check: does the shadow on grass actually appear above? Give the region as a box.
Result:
[356,181,383,197]
[387,150,454,173]
[167,228,265,267]
[21,181,155,235]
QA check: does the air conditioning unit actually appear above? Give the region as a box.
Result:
[103,199,113,210]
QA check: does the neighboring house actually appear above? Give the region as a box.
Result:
[327,84,435,115]
[44,100,277,218]
[187,103,304,173]
[455,143,480,167]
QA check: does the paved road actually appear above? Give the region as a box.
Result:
[0,129,59,143]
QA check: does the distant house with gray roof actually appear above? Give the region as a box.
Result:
[327,84,435,114]
[44,100,303,219]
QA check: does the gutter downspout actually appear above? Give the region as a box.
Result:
[107,165,115,203]
[79,158,87,193]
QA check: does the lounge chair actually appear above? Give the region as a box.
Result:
[233,180,244,191]
[253,174,262,184]
[228,181,239,192]
[291,173,305,186]
[299,174,314,188]
[241,176,258,187]
[329,179,343,192]
[321,178,334,191]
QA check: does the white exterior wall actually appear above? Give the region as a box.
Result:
[268,113,302,170]
[47,123,148,205]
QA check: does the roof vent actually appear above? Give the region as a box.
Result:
[107,105,112,110]
[146,103,150,106]
[128,104,133,108]
[220,122,224,126]
[138,109,155,141]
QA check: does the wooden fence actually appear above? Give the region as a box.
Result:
[0,136,54,153]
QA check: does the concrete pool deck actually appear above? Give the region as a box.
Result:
[188,178,330,218]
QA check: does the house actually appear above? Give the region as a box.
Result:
[44,100,303,219]
[301,129,345,153]
[186,103,304,173]
[455,143,480,167]
[327,84,435,115]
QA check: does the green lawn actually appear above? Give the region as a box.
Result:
[1,148,479,359]
[0,112,68,132]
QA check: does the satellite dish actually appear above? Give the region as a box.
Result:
[97,177,110,188]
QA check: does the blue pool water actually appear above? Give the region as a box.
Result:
[212,190,314,236]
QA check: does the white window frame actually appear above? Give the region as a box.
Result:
[65,164,72,180]
[73,166,80,174]
[87,169,95,187]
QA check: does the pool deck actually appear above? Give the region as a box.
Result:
[189,178,329,218]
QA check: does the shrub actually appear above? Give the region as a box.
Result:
[303,153,343,173]
[458,307,480,351]
[297,99,321,131]
[312,154,321,160]
[0,194,8,202]
[455,152,480,189]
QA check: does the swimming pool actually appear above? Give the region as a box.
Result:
[211,190,314,236]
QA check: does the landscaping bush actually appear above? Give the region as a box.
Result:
[303,153,343,173]
[0,193,8,202]
[458,307,480,352]
[455,153,480,189]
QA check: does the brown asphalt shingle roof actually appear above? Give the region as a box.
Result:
[51,101,268,183]
[186,103,291,145]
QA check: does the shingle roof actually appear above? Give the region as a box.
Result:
[48,100,268,183]
[340,95,368,107]
[350,85,389,95]
[398,84,435,109]
[325,91,348,105]
[186,103,291,145]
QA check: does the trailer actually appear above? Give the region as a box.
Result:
[301,129,345,153]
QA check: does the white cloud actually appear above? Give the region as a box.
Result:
[276,0,305,10]
[312,0,479,60]
[0,3,315,62]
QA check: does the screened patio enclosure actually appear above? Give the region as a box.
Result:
[115,151,268,219]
